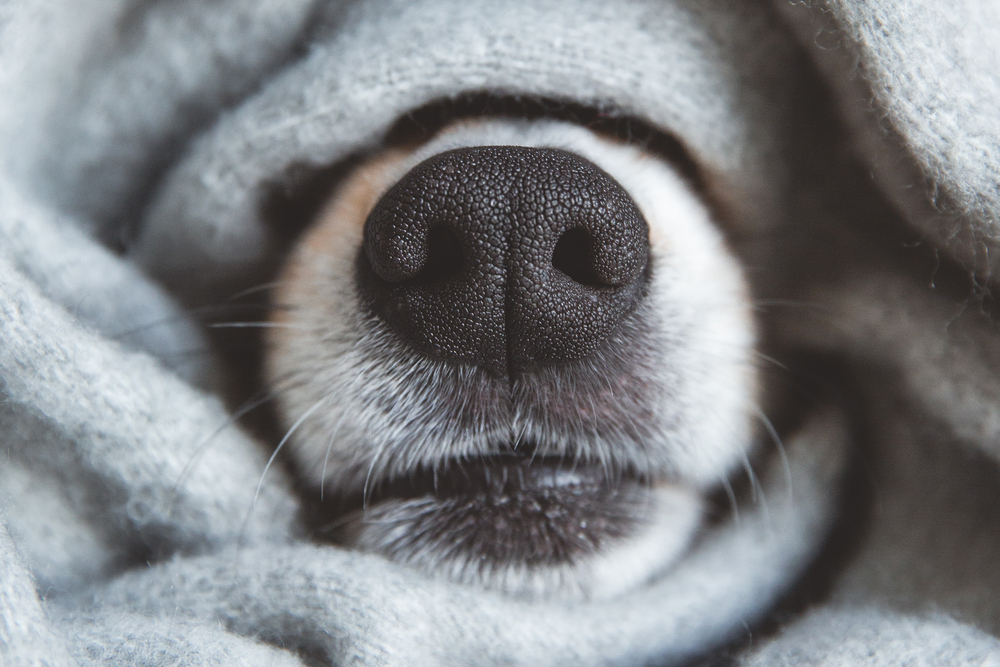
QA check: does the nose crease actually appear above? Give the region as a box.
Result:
[357,146,649,378]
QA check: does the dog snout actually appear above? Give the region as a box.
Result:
[268,119,756,598]
[357,145,650,377]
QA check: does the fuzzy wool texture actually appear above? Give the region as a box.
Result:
[2,0,1000,665]
[739,608,1000,667]
[777,0,1000,278]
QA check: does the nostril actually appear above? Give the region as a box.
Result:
[552,228,608,288]
[407,226,464,285]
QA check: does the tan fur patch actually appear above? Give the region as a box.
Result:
[269,150,411,343]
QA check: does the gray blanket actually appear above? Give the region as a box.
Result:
[2,0,1000,664]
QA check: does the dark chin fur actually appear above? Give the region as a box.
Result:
[315,457,649,569]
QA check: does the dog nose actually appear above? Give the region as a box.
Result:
[357,146,649,377]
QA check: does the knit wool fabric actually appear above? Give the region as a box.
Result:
[2,0,999,665]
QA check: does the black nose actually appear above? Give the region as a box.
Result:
[356,146,649,378]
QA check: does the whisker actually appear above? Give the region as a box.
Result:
[751,402,793,504]
[254,396,329,506]
[741,452,758,504]
[751,350,789,372]
[740,451,771,531]
[720,473,740,527]
[168,382,287,515]
[226,281,289,301]
[363,441,391,510]
[314,509,365,535]
[109,302,298,340]
[320,409,353,501]
[207,321,310,330]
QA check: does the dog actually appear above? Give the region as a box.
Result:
[264,117,759,601]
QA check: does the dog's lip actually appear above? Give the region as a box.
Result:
[327,453,640,511]
[311,453,649,541]
[313,453,653,570]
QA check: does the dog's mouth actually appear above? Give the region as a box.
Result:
[302,446,706,601]
[316,452,649,568]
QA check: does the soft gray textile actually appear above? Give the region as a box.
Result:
[778,0,1000,279]
[2,0,1000,665]
[739,608,1000,667]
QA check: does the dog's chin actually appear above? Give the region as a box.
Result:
[315,455,702,600]
[268,118,756,601]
